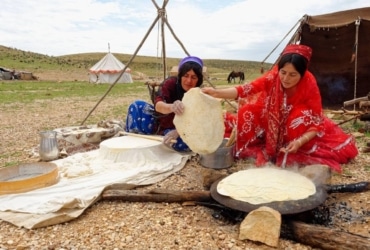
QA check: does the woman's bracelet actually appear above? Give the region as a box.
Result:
[302,134,310,143]
[296,135,309,147]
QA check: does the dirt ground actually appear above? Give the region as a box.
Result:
[0,77,369,249]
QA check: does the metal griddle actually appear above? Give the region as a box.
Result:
[210,178,328,214]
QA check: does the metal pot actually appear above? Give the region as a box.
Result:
[199,139,234,169]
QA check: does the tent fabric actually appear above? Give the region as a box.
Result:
[89,53,133,84]
[304,7,370,27]
[291,7,370,106]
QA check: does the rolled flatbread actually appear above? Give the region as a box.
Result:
[174,87,224,154]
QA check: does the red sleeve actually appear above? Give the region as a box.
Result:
[235,67,278,101]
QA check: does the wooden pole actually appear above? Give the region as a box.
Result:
[101,189,212,202]
[343,96,369,107]
[101,187,370,249]
[119,131,177,143]
[80,12,161,125]
[287,220,370,250]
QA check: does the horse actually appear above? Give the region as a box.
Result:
[227,71,245,83]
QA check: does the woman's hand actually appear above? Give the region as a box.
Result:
[201,87,217,97]
[163,129,179,146]
[280,132,315,154]
[201,87,238,99]
[280,140,302,154]
[171,100,184,115]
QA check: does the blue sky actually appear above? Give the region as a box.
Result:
[0,0,368,63]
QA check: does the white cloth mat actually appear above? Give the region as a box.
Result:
[0,144,190,229]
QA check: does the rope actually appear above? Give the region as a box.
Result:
[260,15,307,70]
[80,12,161,125]
[163,17,190,56]
[80,0,238,123]
[81,0,169,125]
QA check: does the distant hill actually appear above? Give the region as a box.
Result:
[0,45,272,82]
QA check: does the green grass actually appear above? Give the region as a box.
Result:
[0,81,147,104]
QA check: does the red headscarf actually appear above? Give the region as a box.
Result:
[282,44,312,61]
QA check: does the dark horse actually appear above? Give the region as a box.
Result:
[227,71,245,83]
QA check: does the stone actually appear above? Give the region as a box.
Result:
[298,164,331,185]
[238,206,281,247]
[201,168,226,189]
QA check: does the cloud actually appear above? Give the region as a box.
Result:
[0,0,368,62]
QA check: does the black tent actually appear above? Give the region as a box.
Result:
[287,7,370,107]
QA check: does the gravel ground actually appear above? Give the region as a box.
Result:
[0,86,369,250]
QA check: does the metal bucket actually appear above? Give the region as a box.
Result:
[199,139,234,169]
[39,131,59,161]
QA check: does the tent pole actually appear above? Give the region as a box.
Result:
[260,15,306,70]
[163,5,231,105]
[81,0,223,124]
[353,17,361,111]
[80,4,161,125]
[163,17,190,56]
[155,0,170,80]
[160,2,167,80]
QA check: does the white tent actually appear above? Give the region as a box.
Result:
[89,52,133,84]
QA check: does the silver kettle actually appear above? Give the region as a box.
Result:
[39,130,59,161]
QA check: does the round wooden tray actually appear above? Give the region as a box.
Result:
[0,162,59,195]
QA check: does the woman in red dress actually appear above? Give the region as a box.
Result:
[202,44,358,173]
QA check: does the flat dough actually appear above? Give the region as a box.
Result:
[174,87,224,154]
[98,136,162,162]
[217,168,316,205]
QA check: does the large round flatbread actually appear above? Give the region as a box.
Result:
[174,87,224,154]
[217,168,316,205]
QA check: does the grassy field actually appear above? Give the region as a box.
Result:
[0,81,145,104]
[0,81,149,128]
[0,45,269,82]
[0,44,272,118]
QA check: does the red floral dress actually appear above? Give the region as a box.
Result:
[224,66,358,172]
